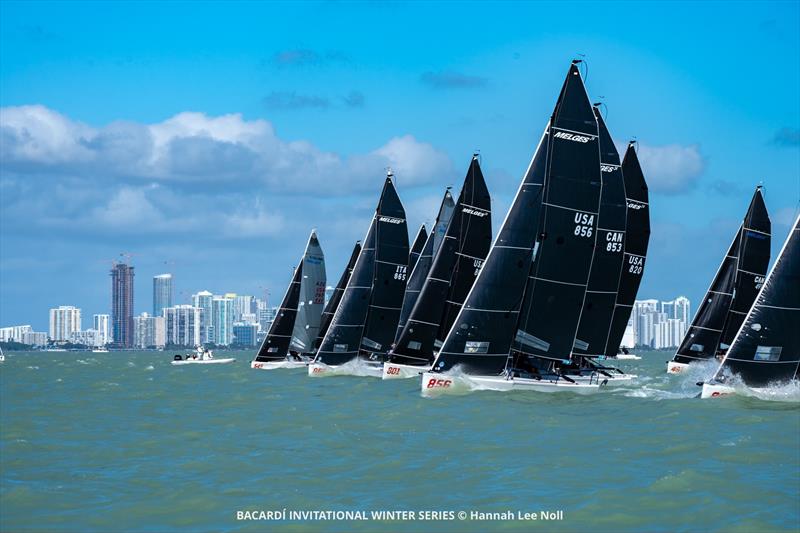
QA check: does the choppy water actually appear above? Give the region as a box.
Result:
[1,350,798,532]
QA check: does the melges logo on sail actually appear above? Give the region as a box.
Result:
[554,131,591,143]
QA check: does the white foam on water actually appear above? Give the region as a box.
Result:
[145,365,154,371]
[26,365,39,370]
[127,361,136,367]
[317,358,383,378]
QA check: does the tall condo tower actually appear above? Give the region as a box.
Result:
[111,262,135,348]
[153,274,173,317]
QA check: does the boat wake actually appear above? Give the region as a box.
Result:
[313,358,384,378]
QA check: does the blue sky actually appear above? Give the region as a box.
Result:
[1,0,799,330]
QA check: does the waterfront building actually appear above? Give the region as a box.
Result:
[192,290,213,343]
[49,306,82,342]
[164,305,203,347]
[212,296,234,346]
[0,325,33,343]
[93,314,110,346]
[232,323,258,346]
[133,312,166,349]
[70,329,100,347]
[153,274,173,317]
[111,262,135,347]
[22,331,48,347]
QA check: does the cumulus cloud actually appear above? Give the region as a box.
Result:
[771,127,800,147]
[635,143,705,194]
[0,104,451,193]
[420,71,488,89]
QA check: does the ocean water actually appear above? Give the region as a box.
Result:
[1,350,798,532]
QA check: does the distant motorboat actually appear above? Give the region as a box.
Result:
[172,346,235,366]
[92,347,109,353]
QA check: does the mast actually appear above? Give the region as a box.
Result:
[253,261,303,362]
[671,187,769,364]
[408,224,428,275]
[709,214,799,386]
[290,230,326,355]
[603,143,651,356]
[390,154,492,366]
[572,106,627,357]
[313,241,361,352]
[394,189,455,342]
[509,60,602,367]
[431,62,593,376]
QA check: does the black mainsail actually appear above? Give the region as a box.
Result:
[390,155,492,366]
[672,187,770,366]
[430,62,594,376]
[510,63,602,369]
[603,143,651,356]
[394,189,455,342]
[408,224,428,274]
[313,241,361,352]
[709,214,799,386]
[315,176,408,366]
[572,107,627,357]
[253,262,303,362]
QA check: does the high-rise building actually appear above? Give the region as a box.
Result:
[111,263,135,348]
[49,306,82,342]
[70,329,100,347]
[93,314,110,346]
[22,331,48,347]
[673,296,690,324]
[153,274,173,317]
[164,305,203,347]
[633,297,691,349]
[212,296,234,346]
[232,295,254,322]
[133,312,166,348]
[192,290,214,343]
[232,323,258,346]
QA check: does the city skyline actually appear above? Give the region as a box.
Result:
[1,2,798,329]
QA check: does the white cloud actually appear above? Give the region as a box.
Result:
[636,143,705,194]
[0,105,452,193]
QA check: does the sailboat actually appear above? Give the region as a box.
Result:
[701,214,799,398]
[408,224,428,276]
[310,172,409,377]
[312,241,361,353]
[668,187,770,374]
[251,230,326,370]
[602,142,651,361]
[384,154,492,379]
[422,61,607,394]
[564,106,634,383]
[394,189,455,342]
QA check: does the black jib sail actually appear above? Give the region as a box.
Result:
[315,175,408,366]
[408,224,428,274]
[430,62,592,376]
[394,190,455,341]
[709,214,799,386]
[572,107,627,357]
[672,187,770,365]
[603,143,651,356]
[313,241,361,352]
[390,155,492,366]
[510,62,602,368]
[253,262,303,362]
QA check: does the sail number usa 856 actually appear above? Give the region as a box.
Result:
[574,212,595,238]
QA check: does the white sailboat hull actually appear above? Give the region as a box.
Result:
[382,362,428,379]
[308,361,384,378]
[250,359,307,370]
[420,372,605,395]
[614,353,641,360]
[700,382,736,399]
[666,361,690,374]
[171,358,236,366]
